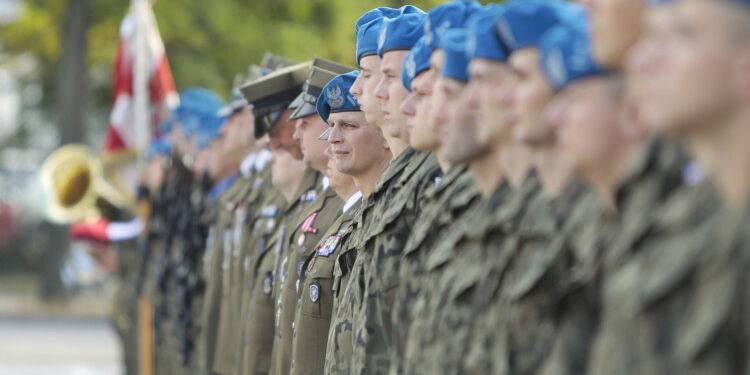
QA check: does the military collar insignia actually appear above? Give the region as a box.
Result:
[260,205,279,217]
[301,189,318,202]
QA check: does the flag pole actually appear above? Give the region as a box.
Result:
[132,0,150,161]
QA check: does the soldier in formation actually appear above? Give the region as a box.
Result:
[122,0,750,374]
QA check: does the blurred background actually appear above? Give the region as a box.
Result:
[0,0,463,373]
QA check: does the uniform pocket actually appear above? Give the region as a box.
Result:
[302,258,336,318]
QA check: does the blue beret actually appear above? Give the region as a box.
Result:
[540,21,606,91]
[195,115,227,150]
[173,87,225,135]
[402,37,432,91]
[441,29,471,82]
[147,138,172,159]
[377,12,428,57]
[317,71,361,123]
[466,4,508,61]
[355,6,424,65]
[495,0,586,52]
[424,0,483,50]
[355,6,421,34]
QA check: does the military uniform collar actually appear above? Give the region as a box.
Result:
[343,191,363,214]
[240,153,257,178]
[429,164,467,197]
[614,136,687,214]
[373,146,419,194]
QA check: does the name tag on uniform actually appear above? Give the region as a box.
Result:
[315,235,341,257]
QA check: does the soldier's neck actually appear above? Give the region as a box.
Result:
[685,113,750,209]
[500,141,533,190]
[437,154,452,173]
[470,147,505,199]
[584,139,638,214]
[334,181,359,202]
[356,154,392,198]
[535,147,576,198]
[279,173,306,203]
[388,138,410,159]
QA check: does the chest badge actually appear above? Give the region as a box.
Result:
[315,235,341,257]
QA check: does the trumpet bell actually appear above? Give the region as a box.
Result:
[40,144,137,224]
[40,144,101,224]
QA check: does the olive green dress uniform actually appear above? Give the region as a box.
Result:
[235,187,286,375]
[389,165,475,375]
[324,147,417,375]
[269,184,345,375]
[194,171,255,375]
[239,168,322,375]
[587,140,743,375]
[210,163,273,375]
[351,149,441,375]
[291,193,362,375]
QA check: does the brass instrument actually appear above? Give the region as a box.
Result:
[39,144,137,224]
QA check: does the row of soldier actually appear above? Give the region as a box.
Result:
[116,0,750,374]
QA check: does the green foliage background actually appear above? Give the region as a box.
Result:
[1,0,499,100]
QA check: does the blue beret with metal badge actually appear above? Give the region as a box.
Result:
[441,28,472,82]
[377,11,428,57]
[423,0,483,50]
[401,36,432,91]
[316,71,361,140]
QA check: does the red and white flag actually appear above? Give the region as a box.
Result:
[102,1,178,155]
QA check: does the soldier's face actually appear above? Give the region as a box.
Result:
[509,48,556,148]
[439,77,487,164]
[268,108,304,160]
[221,107,254,158]
[327,111,390,178]
[628,0,748,136]
[376,50,411,141]
[207,137,230,181]
[403,68,441,152]
[293,114,330,173]
[546,77,624,176]
[586,0,645,68]
[467,58,515,148]
[325,146,356,195]
[192,148,210,176]
[351,56,386,127]
[270,148,307,190]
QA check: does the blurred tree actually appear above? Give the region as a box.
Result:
[1,0,492,129]
[57,0,88,144]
